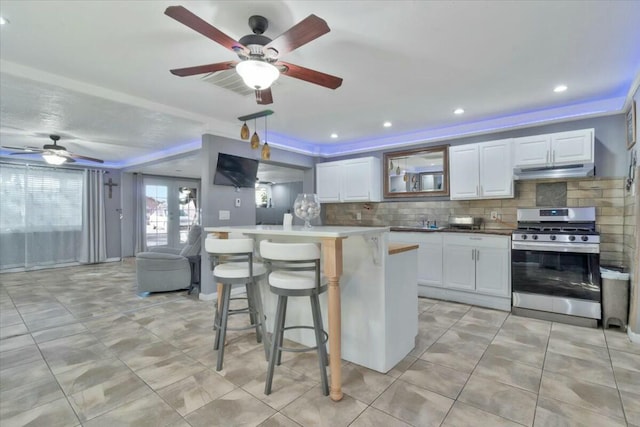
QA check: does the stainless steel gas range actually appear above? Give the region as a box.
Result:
[511,207,601,327]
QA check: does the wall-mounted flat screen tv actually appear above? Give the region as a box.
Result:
[213,153,259,188]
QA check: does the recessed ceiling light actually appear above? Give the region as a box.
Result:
[553,85,568,93]
[454,108,465,115]
[383,121,392,128]
[330,133,338,139]
[0,17,9,25]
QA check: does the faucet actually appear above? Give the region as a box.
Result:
[419,216,437,228]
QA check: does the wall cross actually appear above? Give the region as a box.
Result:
[104,178,119,199]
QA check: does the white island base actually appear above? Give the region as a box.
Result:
[206,226,418,374]
[258,232,418,373]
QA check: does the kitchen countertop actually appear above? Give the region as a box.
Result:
[389,226,514,236]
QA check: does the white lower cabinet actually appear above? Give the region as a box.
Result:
[390,232,511,311]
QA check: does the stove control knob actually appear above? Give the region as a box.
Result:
[569,235,576,242]
[581,235,589,242]
[532,235,538,240]
[550,235,557,241]
[521,234,527,240]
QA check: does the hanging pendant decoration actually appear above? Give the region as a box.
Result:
[240,122,249,140]
[261,142,270,160]
[250,118,260,149]
[250,132,260,149]
[261,115,271,159]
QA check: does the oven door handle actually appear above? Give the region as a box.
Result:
[512,241,600,254]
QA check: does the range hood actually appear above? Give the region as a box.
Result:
[514,163,595,180]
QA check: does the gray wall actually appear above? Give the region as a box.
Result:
[120,172,135,257]
[324,114,628,178]
[628,86,639,336]
[199,133,316,295]
[103,169,122,260]
[256,181,304,225]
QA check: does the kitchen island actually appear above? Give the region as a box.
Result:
[204,225,418,401]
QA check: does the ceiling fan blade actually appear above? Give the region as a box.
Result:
[9,151,43,155]
[264,14,330,57]
[165,6,248,55]
[67,153,105,164]
[278,61,343,89]
[2,145,44,152]
[170,61,237,77]
[255,88,273,105]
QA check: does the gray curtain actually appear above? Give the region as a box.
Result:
[134,173,147,253]
[80,169,107,264]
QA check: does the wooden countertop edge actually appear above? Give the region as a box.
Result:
[388,243,420,255]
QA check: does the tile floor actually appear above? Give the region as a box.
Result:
[1,261,639,427]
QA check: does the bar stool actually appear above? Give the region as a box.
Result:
[259,240,329,396]
[206,236,268,371]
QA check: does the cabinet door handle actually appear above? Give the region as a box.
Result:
[480,185,483,195]
[476,185,479,195]
[476,249,480,261]
[546,150,550,164]
[471,249,475,260]
[552,151,555,164]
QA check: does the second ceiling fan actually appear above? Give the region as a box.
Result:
[165,6,343,105]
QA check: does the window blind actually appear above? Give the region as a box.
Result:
[0,164,83,232]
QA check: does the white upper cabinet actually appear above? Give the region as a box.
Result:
[342,157,380,201]
[449,144,480,199]
[316,162,342,202]
[513,128,594,168]
[479,140,513,198]
[512,134,551,167]
[551,130,594,165]
[316,157,381,203]
[450,139,513,200]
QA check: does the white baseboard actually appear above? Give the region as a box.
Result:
[199,292,216,301]
[628,327,640,344]
[105,257,121,263]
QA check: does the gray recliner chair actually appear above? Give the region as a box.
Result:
[136,225,202,294]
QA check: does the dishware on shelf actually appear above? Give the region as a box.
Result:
[293,193,321,228]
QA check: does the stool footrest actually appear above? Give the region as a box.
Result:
[277,326,328,353]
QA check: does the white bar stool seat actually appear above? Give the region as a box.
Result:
[206,236,268,371]
[260,240,329,396]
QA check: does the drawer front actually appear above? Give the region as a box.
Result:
[443,233,510,249]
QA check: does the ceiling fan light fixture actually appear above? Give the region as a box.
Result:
[42,152,67,165]
[236,60,280,90]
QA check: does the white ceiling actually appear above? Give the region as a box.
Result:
[1,0,639,177]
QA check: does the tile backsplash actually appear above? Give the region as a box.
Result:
[324,177,633,266]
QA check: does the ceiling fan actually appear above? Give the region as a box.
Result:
[165,6,343,105]
[1,134,104,165]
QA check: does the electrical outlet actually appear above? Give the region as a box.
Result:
[235,198,241,207]
[490,211,499,221]
[356,212,362,221]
